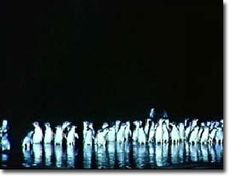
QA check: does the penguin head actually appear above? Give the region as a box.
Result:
[72,125,77,130]
[115,120,121,126]
[139,120,143,126]
[102,122,109,129]
[193,118,199,123]
[27,131,34,137]
[83,121,89,127]
[120,123,126,129]
[55,125,62,130]
[33,121,39,127]
[2,120,8,128]
[44,122,51,128]
[201,122,205,127]
[88,122,93,128]
[126,121,130,126]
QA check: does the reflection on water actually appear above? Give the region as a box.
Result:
[21,144,79,168]
[83,142,223,169]
[1,142,223,169]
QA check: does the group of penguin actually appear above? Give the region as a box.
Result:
[0,120,10,151]
[83,108,224,147]
[22,121,79,150]
[1,108,224,153]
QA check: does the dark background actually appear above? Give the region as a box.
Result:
[1,0,223,131]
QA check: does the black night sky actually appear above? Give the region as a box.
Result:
[1,0,223,128]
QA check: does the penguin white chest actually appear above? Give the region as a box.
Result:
[33,126,43,144]
[84,129,93,145]
[44,127,53,144]
[138,127,146,145]
[107,127,116,142]
[54,128,63,145]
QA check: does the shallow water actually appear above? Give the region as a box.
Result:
[1,142,223,169]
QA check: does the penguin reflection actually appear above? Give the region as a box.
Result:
[44,144,53,167]
[135,144,147,169]
[22,148,33,167]
[55,145,63,168]
[178,142,184,163]
[215,144,223,163]
[155,144,169,167]
[185,142,190,162]
[1,133,10,151]
[148,143,155,168]
[124,142,131,167]
[1,153,9,167]
[67,145,75,168]
[32,144,43,166]
[162,143,169,166]
[107,142,115,168]
[155,144,163,167]
[200,144,209,162]
[95,146,108,169]
[171,143,179,164]
[83,144,93,169]
[209,144,216,163]
[189,144,199,162]
[116,143,125,168]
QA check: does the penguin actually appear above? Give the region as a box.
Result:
[117,123,126,144]
[155,119,164,144]
[44,122,53,144]
[191,119,198,130]
[138,123,147,145]
[215,126,223,144]
[107,126,116,142]
[89,122,95,137]
[95,128,109,147]
[210,122,215,131]
[54,125,64,146]
[84,126,94,146]
[189,126,200,145]
[197,126,204,142]
[148,121,156,143]
[149,108,156,119]
[164,119,170,131]
[170,123,180,144]
[83,121,89,140]
[124,121,132,143]
[22,131,34,150]
[1,133,10,151]
[115,120,121,134]
[66,125,79,146]
[1,119,8,134]
[184,118,189,128]
[132,121,140,144]
[32,122,43,144]
[162,122,169,144]
[185,122,192,140]
[200,126,209,144]
[208,128,217,145]
[144,118,151,136]
[62,121,71,131]
[178,122,185,142]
